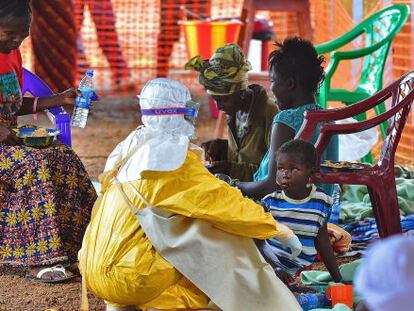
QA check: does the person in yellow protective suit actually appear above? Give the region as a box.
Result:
[79,78,302,311]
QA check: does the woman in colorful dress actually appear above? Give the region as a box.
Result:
[0,1,96,282]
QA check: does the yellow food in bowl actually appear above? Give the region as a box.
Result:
[31,127,49,137]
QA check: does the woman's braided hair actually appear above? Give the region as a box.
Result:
[269,37,325,94]
[0,0,32,23]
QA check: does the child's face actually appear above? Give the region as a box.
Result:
[270,68,294,110]
[0,17,31,54]
[276,153,313,194]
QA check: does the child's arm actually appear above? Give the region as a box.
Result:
[255,239,294,285]
[315,223,343,282]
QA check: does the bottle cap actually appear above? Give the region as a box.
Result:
[86,69,94,77]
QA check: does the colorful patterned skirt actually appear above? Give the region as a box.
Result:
[0,143,96,266]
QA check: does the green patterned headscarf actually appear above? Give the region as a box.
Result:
[185,43,252,95]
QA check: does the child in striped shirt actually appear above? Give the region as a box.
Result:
[261,139,342,285]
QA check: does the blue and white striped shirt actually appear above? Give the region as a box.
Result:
[262,185,332,271]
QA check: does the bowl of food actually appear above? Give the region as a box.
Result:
[14,125,60,148]
[320,160,368,171]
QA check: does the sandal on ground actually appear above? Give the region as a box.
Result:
[25,264,76,284]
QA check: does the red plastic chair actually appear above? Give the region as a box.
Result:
[295,71,414,237]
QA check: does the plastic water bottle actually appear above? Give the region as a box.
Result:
[295,293,330,310]
[71,69,95,128]
[329,184,342,224]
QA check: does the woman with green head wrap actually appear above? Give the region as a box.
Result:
[186,43,278,182]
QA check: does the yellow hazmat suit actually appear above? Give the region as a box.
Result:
[80,149,301,310]
[79,77,302,310]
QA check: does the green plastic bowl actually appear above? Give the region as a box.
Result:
[15,127,60,148]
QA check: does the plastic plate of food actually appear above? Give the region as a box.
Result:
[320,160,367,171]
[14,126,60,148]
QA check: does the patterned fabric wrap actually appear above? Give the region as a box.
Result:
[185,43,251,95]
[262,185,332,273]
[0,143,96,266]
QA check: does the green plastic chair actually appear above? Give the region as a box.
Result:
[315,4,410,163]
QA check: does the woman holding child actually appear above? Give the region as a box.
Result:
[237,37,338,198]
[0,1,96,282]
[235,38,342,283]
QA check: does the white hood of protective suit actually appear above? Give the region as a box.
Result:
[104,78,202,182]
[354,236,414,311]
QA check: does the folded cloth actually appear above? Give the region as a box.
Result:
[340,177,414,222]
[309,303,353,311]
[398,215,414,231]
[343,214,414,243]
[336,241,370,258]
[341,219,379,242]
[395,164,414,179]
[327,224,352,253]
[300,260,362,286]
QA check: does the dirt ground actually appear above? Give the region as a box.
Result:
[0,96,217,311]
